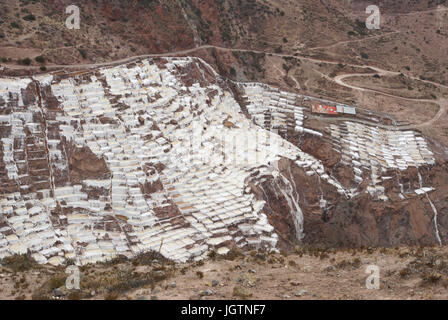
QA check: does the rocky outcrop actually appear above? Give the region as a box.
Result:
[65,143,111,184]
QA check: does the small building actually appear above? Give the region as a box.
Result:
[312,104,338,115]
[344,106,357,115]
[336,105,357,115]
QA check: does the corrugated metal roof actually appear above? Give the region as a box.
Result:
[343,106,357,115]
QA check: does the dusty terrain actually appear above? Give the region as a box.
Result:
[2,246,448,300]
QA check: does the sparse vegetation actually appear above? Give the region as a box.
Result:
[1,254,38,272]
[35,56,45,63]
[10,21,21,29]
[32,274,66,300]
[19,58,32,65]
[23,14,36,21]
[78,48,87,59]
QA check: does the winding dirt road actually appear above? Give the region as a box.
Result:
[2,44,446,130]
[307,31,401,51]
[333,72,447,129]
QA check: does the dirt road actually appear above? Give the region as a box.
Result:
[2,44,446,130]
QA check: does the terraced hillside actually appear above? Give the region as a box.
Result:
[0,57,447,267]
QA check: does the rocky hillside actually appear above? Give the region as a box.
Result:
[0,56,447,268]
[1,0,448,84]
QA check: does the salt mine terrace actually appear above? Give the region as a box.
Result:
[0,56,439,266]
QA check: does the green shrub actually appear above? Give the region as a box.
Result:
[78,48,87,59]
[23,14,36,21]
[21,58,32,65]
[229,67,236,77]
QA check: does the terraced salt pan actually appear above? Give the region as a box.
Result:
[0,78,36,182]
[240,83,350,196]
[38,57,295,264]
[240,83,305,134]
[0,77,32,107]
[240,83,436,201]
[0,56,438,265]
[330,122,435,200]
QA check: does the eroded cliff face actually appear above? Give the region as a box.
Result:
[295,136,448,248]
[244,154,448,251]
[0,57,446,266]
[246,158,448,252]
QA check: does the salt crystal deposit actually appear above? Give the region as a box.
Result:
[0,57,438,265]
